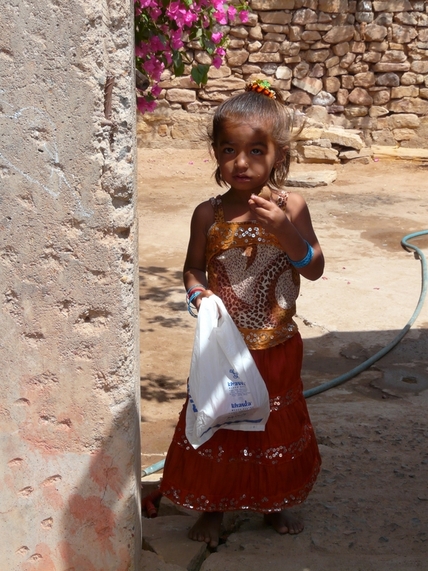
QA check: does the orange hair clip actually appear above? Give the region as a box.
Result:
[245,79,276,99]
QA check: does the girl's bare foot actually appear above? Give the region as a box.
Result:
[188,512,224,548]
[264,510,304,535]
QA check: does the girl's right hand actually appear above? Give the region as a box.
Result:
[194,289,215,311]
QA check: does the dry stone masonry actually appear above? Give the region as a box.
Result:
[138,0,428,162]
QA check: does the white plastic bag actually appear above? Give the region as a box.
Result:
[185,295,270,449]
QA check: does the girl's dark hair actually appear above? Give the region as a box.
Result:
[209,87,299,190]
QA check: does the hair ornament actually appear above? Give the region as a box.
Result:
[245,79,276,99]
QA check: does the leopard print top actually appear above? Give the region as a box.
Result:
[206,195,300,350]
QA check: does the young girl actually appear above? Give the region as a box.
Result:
[159,80,324,548]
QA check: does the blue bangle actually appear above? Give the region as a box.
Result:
[187,290,202,317]
[288,241,314,268]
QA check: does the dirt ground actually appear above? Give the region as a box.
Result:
[138,150,428,570]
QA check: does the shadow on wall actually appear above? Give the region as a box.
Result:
[59,400,141,571]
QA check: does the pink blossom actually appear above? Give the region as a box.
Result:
[213,9,227,25]
[137,96,158,113]
[239,10,249,23]
[227,5,236,20]
[212,55,222,69]
[211,31,223,44]
[151,84,162,97]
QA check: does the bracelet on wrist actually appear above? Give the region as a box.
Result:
[288,241,314,268]
[186,289,203,317]
[186,284,206,296]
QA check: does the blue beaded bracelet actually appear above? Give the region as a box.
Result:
[288,241,314,268]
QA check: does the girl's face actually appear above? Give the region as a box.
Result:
[213,117,281,196]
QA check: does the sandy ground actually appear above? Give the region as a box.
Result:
[138,150,428,570]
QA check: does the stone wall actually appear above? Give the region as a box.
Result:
[0,1,141,569]
[137,0,428,154]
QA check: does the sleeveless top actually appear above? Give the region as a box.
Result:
[206,195,300,351]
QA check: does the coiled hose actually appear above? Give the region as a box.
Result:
[142,230,428,478]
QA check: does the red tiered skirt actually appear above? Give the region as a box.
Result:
[160,333,321,513]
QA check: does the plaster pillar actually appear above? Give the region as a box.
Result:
[0,1,141,569]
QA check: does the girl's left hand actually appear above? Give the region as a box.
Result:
[248,192,289,234]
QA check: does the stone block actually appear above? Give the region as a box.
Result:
[342,75,355,89]
[369,106,389,117]
[294,61,310,78]
[401,72,424,86]
[289,25,302,41]
[339,52,356,68]
[324,77,341,92]
[369,40,388,52]
[249,25,264,40]
[357,0,372,9]
[353,71,376,88]
[380,50,407,63]
[302,30,322,42]
[276,66,293,80]
[292,9,318,24]
[279,40,301,56]
[362,51,382,63]
[310,63,326,77]
[305,49,331,63]
[247,41,263,53]
[371,89,391,105]
[323,25,356,44]
[248,52,282,63]
[411,61,428,74]
[391,25,418,44]
[319,0,349,12]
[337,88,349,105]
[166,88,196,103]
[326,55,340,68]
[203,78,246,92]
[372,0,411,10]
[251,0,296,9]
[285,170,338,187]
[389,97,428,115]
[259,11,293,24]
[226,50,249,67]
[323,126,365,148]
[292,76,323,95]
[264,32,287,41]
[382,113,421,130]
[375,72,400,87]
[348,61,370,74]
[351,41,366,53]
[299,145,340,163]
[349,87,373,105]
[391,86,420,99]
[344,106,369,117]
[230,26,249,39]
[260,41,282,53]
[312,90,336,105]
[393,128,417,141]
[333,42,350,56]
[288,89,313,105]
[356,11,374,23]
[373,62,411,72]
[394,12,418,26]
[362,24,388,42]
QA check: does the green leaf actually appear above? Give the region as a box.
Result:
[191,64,210,86]
[172,51,185,77]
